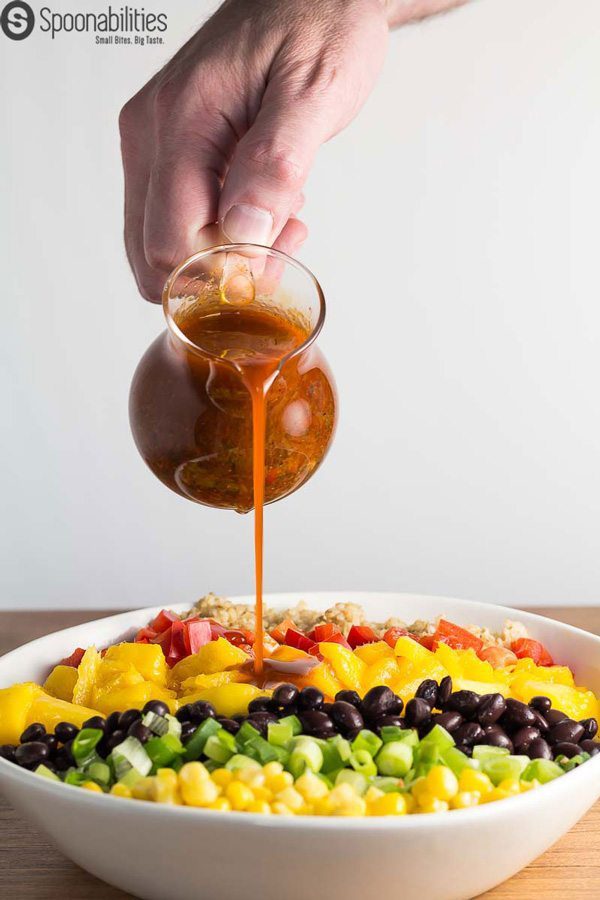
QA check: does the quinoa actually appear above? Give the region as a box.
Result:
[184,595,527,647]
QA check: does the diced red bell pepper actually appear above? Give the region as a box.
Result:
[152,621,188,667]
[224,629,255,652]
[347,625,378,649]
[270,618,297,644]
[59,648,86,668]
[135,626,158,644]
[383,627,411,648]
[511,638,554,667]
[284,627,316,653]
[432,619,483,653]
[150,609,179,634]
[418,634,436,651]
[184,620,213,654]
[307,623,339,642]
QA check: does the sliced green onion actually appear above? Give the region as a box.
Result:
[85,761,111,787]
[268,720,294,748]
[522,758,564,784]
[372,775,403,793]
[110,736,152,778]
[418,725,454,752]
[183,717,221,761]
[472,745,510,761]
[71,728,103,767]
[165,714,182,740]
[278,715,302,736]
[380,726,419,747]
[204,728,237,764]
[235,721,262,749]
[35,764,60,781]
[375,741,413,777]
[118,767,145,788]
[335,769,368,795]
[482,755,529,785]
[351,729,383,758]
[443,746,479,776]
[349,749,377,778]
[288,738,324,778]
[142,711,169,736]
[64,769,90,787]
[225,754,262,772]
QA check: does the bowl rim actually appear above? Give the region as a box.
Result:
[1,591,599,830]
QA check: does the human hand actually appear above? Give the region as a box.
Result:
[119,0,390,301]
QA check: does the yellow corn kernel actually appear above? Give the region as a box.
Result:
[238,769,266,789]
[252,785,273,803]
[179,763,220,807]
[497,778,520,796]
[425,765,459,801]
[153,768,180,804]
[265,771,294,793]
[404,793,417,814]
[208,797,232,812]
[368,793,407,816]
[271,801,294,816]
[450,791,481,810]
[262,761,284,778]
[411,777,432,804]
[519,778,540,793]
[211,768,233,788]
[458,769,493,795]
[82,780,103,793]
[295,772,329,802]
[419,797,449,814]
[481,787,511,804]
[226,781,255,811]
[132,777,155,800]
[110,783,132,799]
[327,783,367,817]
[247,800,272,815]
[275,787,304,812]
[364,786,385,804]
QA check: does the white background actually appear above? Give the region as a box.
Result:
[1,0,599,610]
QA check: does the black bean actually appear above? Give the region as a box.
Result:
[438,676,453,708]
[405,697,432,727]
[321,702,334,715]
[217,718,241,735]
[188,701,216,723]
[361,686,402,720]
[329,701,364,734]
[335,690,362,707]
[446,691,480,718]
[477,694,506,726]
[82,716,106,731]
[106,729,126,751]
[247,712,278,737]
[53,747,73,771]
[272,683,299,708]
[248,696,275,714]
[553,741,582,759]
[453,722,486,747]
[127,721,152,744]
[175,704,192,724]
[15,742,49,768]
[581,739,600,756]
[526,738,552,760]
[105,711,121,733]
[20,723,46,744]
[434,711,464,733]
[503,699,537,728]
[0,744,16,763]
[299,710,336,739]
[529,696,552,714]
[482,725,514,752]
[455,742,473,757]
[548,720,585,745]
[298,687,324,711]
[545,708,569,727]
[54,722,79,743]
[529,709,549,732]
[40,734,58,754]
[143,700,169,717]
[119,709,142,730]
[180,722,197,742]
[512,726,541,752]
[346,726,364,741]
[580,718,598,741]
[415,679,438,708]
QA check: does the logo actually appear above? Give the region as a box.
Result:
[1,1,34,39]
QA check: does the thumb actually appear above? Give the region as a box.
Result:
[219,91,328,245]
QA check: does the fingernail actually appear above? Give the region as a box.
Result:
[222,204,273,245]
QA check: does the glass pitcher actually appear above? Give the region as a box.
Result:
[129,244,337,513]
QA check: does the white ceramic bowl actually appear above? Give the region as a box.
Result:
[1,592,599,900]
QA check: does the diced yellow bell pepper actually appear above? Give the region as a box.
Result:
[391,674,428,707]
[433,643,462,679]
[393,636,433,664]
[27,691,102,732]
[362,657,400,692]
[318,643,366,693]
[169,638,249,686]
[92,682,156,715]
[354,641,393,665]
[72,647,102,707]
[180,670,252,695]
[0,683,43,743]
[510,661,574,687]
[302,662,341,700]
[104,643,167,686]
[177,683,266,718]
[91,664,145,702]
[43,665,78,702]
[510,680,598,720]
[395,651,448,687]
[454,649,498,683]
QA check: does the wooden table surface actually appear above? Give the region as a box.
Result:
[0,607,598,899]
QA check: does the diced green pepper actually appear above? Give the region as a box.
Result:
[183,717,221,761]
[351,729,383,758]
